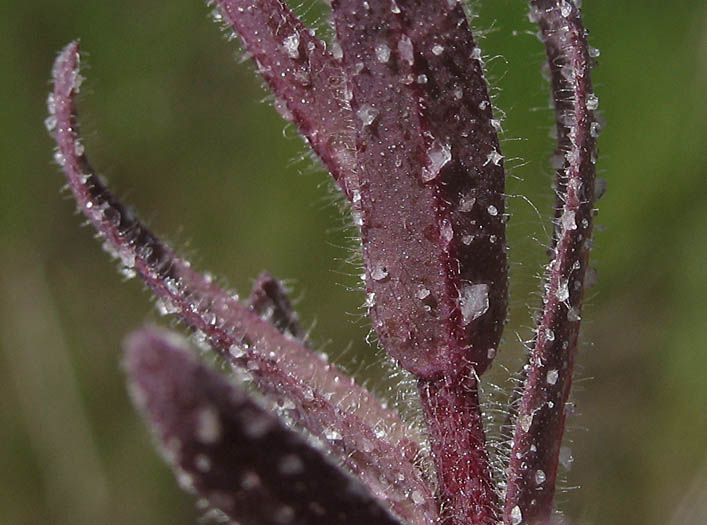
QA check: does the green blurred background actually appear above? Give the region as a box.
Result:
[1,0,705,523]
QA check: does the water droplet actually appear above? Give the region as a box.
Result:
[487,205,498,216]
[325,427,342,441]
[46,93,56,114]
[44,115,57,132]
[487,347,496,359]
[279,398,295,410]
[550,153,565,169]
[364,292,376,308]
[241,471,261,490]
[195,454,211,472]
[462,235,474,245]
[519,413,533,433]
[561,209,577,231]
[440,220,454,243]
[371,264,389,281]
[567,306,581,322]
[556,279,570,302]
[74,141,84,157]
[196,406,222,444]
[546,369,559,385]
[156,297,179,316]
[416,74,428,84]
[244,413,272,439]
[283,33,300,59]
[330,42,343,60]
[559,446,574,470]
[398,35,414,66]
[590,121,601,138]
[357,104,379,127]
[273,99,294,122]
[176,471,194,491]
[229,344,245,359]
[72,73,84,93]
[459,195,476,212]
[586,93,599,111]
[545,328,555,342]
[535,469,546,485]
[119,267,136,279]
[459,283,490,325]
[391,0,401,13]
[589,46,601,58]
[485,149,504,166]
[511,505,523,525]
[375,42,391,63]
[279,454,304,475]
[411,490,425,505]
[584,266,599,289]
[273,505,294,523]
[594,177,607,200]
[422,140,451,182]
[560,1,572,17]
[416,286,431,300]
[165,278,180,296]
[53,151,65,167]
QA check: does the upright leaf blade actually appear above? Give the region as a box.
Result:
[505,2,600,523]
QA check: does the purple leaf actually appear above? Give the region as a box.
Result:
[49,0,604,520]
[124,326,406,525]
[330,2,508,522]
[49,41,437,524]
[504,2,600,523]
[331,0,507,381]
[247,272,308,344]
[210,0,358,200]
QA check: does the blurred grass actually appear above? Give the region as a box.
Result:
[1,0,705,523]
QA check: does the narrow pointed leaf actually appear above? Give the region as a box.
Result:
[505,2,600,523]
[124,327,405,525]
[211,0,358,199]
[247,272,308,344]
[49,42,436,524]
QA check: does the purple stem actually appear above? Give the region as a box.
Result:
[419,366,499,525]
[124,326,406,525]
[210,0,358,200]
[49,42,437,524]
[504,2,599,523]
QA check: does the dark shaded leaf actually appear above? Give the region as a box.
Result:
[124,326,406,525]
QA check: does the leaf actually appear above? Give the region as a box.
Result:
[124,326,406,525]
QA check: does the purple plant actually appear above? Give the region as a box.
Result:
[47,1,600,524]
